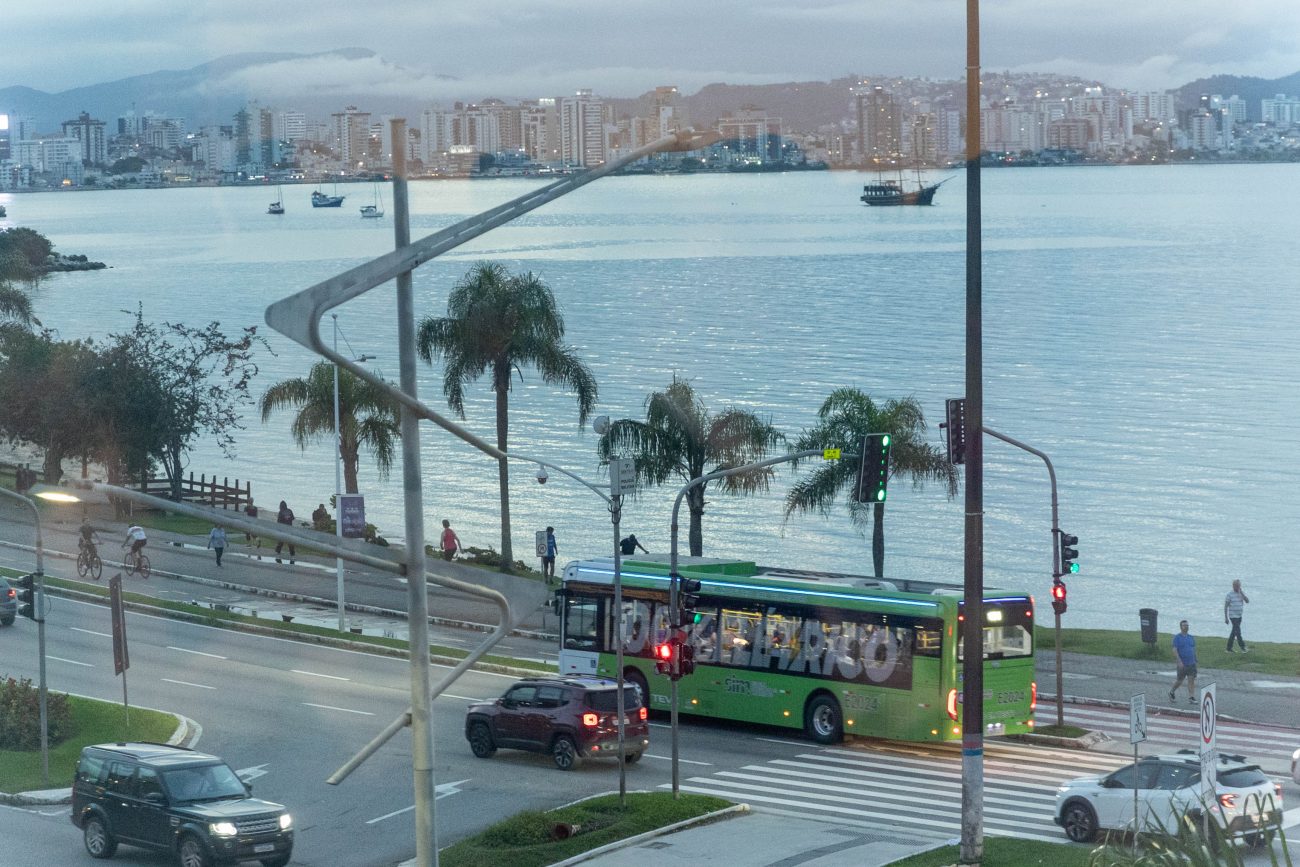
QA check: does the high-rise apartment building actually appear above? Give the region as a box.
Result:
[61,112,107,164]
[331,106,372,169]
[275,110,307,144]
[856,86,902,163]
[718,107,782,162]
[559,90,609,167]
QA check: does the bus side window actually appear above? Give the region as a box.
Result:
[563,594,601,651]
[720,607,761,666]
[621,599,652,656]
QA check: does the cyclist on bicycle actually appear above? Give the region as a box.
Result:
[79,519,101,557]
[124,524,147,559]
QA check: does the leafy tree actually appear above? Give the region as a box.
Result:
[597,377,784,557]
[106,307,270,499]
[0,284,33,327]
[258,361,400,494]
[417,262,597,570]
[0,228,53,274]
[784,388,957,577]
[0,329,103,481]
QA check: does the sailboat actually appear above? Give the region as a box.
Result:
[860,153,949,206]
[360,184,384,219]
[267,186,285,215]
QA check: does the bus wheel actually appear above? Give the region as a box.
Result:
[626,669,650,711]
[804,694,843,744]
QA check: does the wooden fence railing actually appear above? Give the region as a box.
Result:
[136,473,252,510]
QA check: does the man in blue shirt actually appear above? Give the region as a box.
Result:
[1169,619,1198,705]
[542,526,558,582]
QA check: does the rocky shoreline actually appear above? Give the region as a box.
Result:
[43,253,106,272]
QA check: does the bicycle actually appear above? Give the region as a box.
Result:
[77,545,103,580]
[122,546,151,579]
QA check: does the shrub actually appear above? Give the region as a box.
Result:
[0,676,74,750]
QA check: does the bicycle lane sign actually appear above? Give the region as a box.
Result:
[1199,683,1217,803]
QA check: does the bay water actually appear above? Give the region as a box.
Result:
[4,164,1298,642]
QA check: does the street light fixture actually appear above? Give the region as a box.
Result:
[332,312,376,633]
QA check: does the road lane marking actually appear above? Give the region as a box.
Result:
[162,678,216,690]
[441,694,486,702]
[49,656,93,667]
[168,646,227,659]
[71,627,112,638]
[236,764,269,782]
[292,669,350,681]
[302,702,373,716]
[644,754,711,766]
[366,781,469,823]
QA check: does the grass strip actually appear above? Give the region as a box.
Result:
[1034,625,1300,676]
[0,695,177,794]
[886,836,1093,867]
[440,792,733,867]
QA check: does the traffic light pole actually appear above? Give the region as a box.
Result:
[667,449,825,797]
[981,426,1065,728]
[0,487,49,785]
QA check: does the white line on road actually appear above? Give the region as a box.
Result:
[302,702,374,716]
[366,781,469,823]
[644,754,711,766]
[70,627,112,638]
[442,694,486,702]
[161,678,216,690]
[168,646,227,659]
[292,669,350,681]
[48,656,93,667]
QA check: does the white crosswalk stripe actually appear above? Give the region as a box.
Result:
[1037,704,1300,766]
[660,739,1132,842]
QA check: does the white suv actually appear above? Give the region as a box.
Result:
[1055,751,1282,845]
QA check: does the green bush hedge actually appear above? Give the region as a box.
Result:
[0,676,73,750]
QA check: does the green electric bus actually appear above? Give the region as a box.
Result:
[556,555,1037,744]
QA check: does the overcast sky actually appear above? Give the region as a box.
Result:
[6,0,1300,98]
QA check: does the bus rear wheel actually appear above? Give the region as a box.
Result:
[804,694,843,744]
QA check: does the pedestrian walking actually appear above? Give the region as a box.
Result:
[207,525,227,567]
[1224,579,1250,652]
[542,526,558,582]
[619,534,649,556]
[440,519,461,562]
[274,500,296,564]
[312,503,330,531]
[244,498,262,556]
[1169,619,1198,705]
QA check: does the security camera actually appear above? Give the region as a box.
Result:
[536,467,549,484]
[592,415,611,436]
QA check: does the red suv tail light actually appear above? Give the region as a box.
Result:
[581,712,599,728]
[638,707,647,721]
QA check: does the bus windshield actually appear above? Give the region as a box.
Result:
[956,599,1034,660]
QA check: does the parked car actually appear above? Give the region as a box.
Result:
[465,676,649,770]
[70,742,293,866]
[1055,751,1283,845]
[1292,747,1299,785]
[0,578,15,625]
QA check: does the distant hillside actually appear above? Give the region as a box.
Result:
[1173,71,1300,121]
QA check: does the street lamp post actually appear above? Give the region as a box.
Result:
[2,487,49,785]
[332,312,375,633]
[526,431,634,806]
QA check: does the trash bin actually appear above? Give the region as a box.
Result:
[1139,608,1158,644]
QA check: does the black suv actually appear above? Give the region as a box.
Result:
[465,676,649,770]
[70,742,293,867]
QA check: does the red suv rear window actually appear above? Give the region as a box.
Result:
[585,687,641,712]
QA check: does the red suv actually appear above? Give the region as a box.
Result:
[464,677,649,770]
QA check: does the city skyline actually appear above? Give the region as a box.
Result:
[5,0,1300,98]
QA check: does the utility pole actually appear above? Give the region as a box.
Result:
[960,0,986,860]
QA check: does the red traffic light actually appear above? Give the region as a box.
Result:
[655,642,673,660]
[1051,579,1067,615]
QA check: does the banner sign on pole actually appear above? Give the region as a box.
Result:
[611,457,636,497]
[338,494,366,539]
[109,574,129,675]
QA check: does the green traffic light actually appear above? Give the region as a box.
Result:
[875,490,886,502]
[1069,563,1079,574]
[881,434,890,447]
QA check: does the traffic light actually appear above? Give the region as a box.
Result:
[1051,578,1068,616]
[654,641,676,677]
[675,576,702,628]
[944,398,966,465]
[16,572,40,621]
[678,641,696,677]
[1057,530,1079,577]
[854,433,892,503]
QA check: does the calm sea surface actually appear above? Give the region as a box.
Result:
[3,165,1298,642]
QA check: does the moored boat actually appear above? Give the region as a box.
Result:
[311,190,345,208]
[860,178,946,206]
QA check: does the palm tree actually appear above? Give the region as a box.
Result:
[417,262,598,570]
[258,362,400,494]
[0,284,33,326]
[784,387,957,577]
[598,377,784,557]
